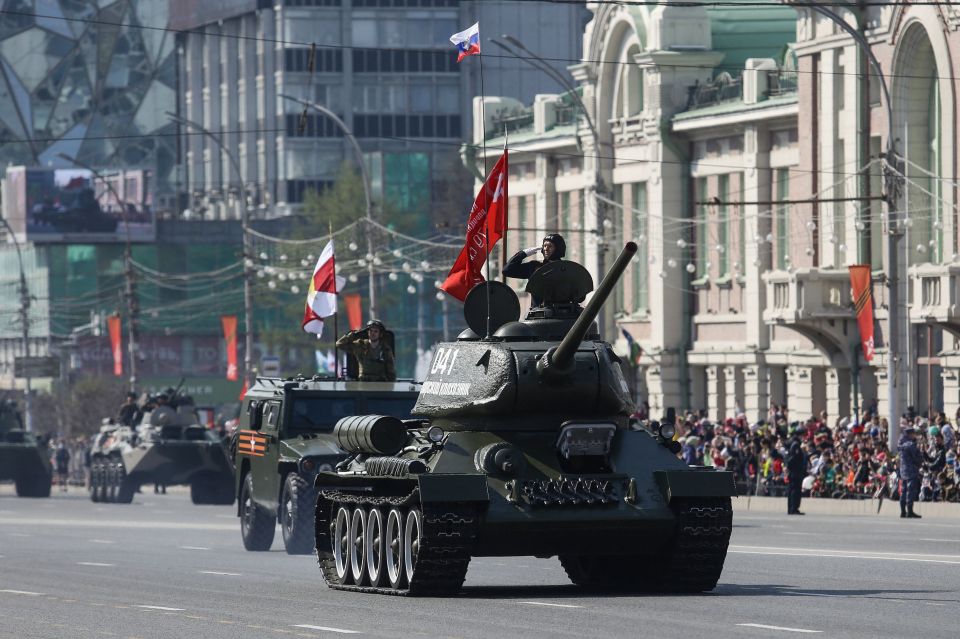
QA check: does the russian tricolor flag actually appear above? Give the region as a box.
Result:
[450,22,480,63]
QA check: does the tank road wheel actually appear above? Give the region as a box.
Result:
[385,507,405,590]
[89,462,100,502]
[280,474,316,555]
[332,504,353,584]
[365,508,387,587]
[349,507,368,585]
[403,507,423,584]
[240,474,274,551]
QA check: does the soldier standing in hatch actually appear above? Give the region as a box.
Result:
[503,234,567,307]
[336,320,397,382]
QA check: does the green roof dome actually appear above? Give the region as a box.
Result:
[707,2,796,73]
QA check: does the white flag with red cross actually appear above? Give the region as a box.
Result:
[302,240,346,337]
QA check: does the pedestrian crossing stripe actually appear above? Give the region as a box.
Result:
[237,430,268,457]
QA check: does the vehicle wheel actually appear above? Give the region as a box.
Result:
[190,478,211,504]
[15,471,51,498]
[280,474,315,555]
[106,463,118,503]
[90,462,101,502]
[116,477,135,504]
[350,507,367,585]
[403,507,422,584]
[239,473,274,551]
[366,508,386,587]
[96,462,109,503]
[332,504,353,584]
[385,507,405,590]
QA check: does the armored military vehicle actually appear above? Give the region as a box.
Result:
[89,397,234,505]
[0,399,52,498]
[313,243,735,595]
[234,378,420,555]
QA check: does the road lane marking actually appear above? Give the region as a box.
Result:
[0,518,234,531]
[179,546,210,550]
[516,601,582,609]
[0,589,44,596]
[77,562,115,567]
[919,538,958,543]
[89,539,115,544]
[729,545,960,565]
[199,571,241,576]
[738,623,822,634]
[292,624,361,634]
[134,605,186,612]
[8,532,29,537]
[782,532,817,536]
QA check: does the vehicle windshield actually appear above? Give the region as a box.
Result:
[366,397,417,420]
[289,397,359,436]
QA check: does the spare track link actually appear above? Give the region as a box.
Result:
[315,489,478,596]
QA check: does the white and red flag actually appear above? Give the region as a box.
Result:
[441,150,508,301]
[450,22,480,63]
[302,240,346,337]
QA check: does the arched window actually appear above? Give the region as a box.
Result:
[612,45,643,121]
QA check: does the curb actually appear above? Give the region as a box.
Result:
[733,495,960,519]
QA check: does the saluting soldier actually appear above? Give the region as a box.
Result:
[336,320,397,382]
[503,233,567,307]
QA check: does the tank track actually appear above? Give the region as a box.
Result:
[560,496,732,592]
[315,488,478,596]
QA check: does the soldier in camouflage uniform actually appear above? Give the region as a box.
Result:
[336,320,397,382]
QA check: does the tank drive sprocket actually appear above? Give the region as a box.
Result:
[315,489,478,596]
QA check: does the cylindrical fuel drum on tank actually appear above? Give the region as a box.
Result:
[334,415,407,456]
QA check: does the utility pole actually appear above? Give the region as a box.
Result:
[166,113,254,386]
[60,155,139,391]
[1,218,32,432]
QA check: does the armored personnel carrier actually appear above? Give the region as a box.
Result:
[90,397,234,505]
[0,399,52,498]
[234,378,420,554]
[313,243,735,595]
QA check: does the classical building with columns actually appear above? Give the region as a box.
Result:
[466,2,960,423]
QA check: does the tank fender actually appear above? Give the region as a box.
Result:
[653,469,736,501]
[417,473,489,503]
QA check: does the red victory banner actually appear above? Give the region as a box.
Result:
[221,315,239,381]
[343,293,363,331]
[441,150,508,301]
[849,265,875,362]
[107,314,123,376]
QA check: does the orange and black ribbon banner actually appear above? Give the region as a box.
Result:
[237,429,268,457]
[221,315,238,382]
[848,265,875,362]
[107,314,123,377]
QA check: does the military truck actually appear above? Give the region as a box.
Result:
[234,378,420,555]
[0,399,52,498]
[89,397,234,504]
[313,243,736,595]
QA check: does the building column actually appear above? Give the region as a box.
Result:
[723,365,742,418]
[646,353,684,416]
[743,363,769,421]
[786,365,814,419]
[706,366,726,420]
[825,368,851,424]
[876,365,890,422]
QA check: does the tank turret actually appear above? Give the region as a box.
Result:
[313,242,735,597]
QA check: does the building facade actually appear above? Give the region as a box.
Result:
[469,2,960,424]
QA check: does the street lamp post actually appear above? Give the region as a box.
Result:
[278,94,378,319]
[58,154,139,392]
[1,218,33,432]
[798,3,901,444]
[167,112,254,386]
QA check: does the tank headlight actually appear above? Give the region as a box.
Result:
[427,426,445,443]
[658,422,677,440]
[318,463,333,472]
[301,458,316,472]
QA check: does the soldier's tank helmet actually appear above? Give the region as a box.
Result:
[366,319,386,332]
[542,233,566,260]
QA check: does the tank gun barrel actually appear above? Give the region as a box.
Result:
[537,242,638,380]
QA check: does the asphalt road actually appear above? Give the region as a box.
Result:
[0,486,957,639]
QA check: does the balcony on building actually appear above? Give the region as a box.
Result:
[909,263,960,337]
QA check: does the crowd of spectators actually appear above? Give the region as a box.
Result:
[646,402,960,503]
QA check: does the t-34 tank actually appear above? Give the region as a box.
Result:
[313,243,735,595]
[0,399,51,498]
[90,399,234,505]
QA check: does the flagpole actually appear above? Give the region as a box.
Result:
[329,221,339,380]
[478,41,492,339]
[501,126,508,284]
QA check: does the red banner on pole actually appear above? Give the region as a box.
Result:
[107,314,123,377]
[849,265,875,362]
[441,150,508,301]
[221,315,238,381]
[344,293,363,330]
